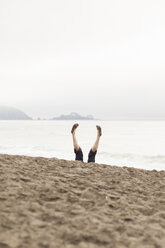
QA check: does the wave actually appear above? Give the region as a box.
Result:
[99,152,165,160]
[0,145,165,161]
[98,152,165,170]
[0,146,164,170]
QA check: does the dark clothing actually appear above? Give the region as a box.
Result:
[87,149,97,163]
[74,147,97,163]
[74,147,83,161]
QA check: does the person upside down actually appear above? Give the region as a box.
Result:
[71,123,102,163]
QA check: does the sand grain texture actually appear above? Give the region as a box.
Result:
[0,154,165,248]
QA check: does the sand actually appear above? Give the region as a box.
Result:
[0,154,165,248]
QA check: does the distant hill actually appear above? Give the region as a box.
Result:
[52,112,95,120]
[0,106,32,120]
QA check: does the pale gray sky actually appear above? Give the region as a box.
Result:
[0,0,165,119]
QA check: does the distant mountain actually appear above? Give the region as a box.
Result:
[52,112,95,120]
[0,106,32,120]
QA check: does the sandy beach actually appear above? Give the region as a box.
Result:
[0,154,165,248]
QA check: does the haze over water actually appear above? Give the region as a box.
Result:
[0,120,164,171]
[1,0,165,121]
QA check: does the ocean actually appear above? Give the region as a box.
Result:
[0,120,164,171]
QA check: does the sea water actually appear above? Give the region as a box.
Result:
[0,120,165,171]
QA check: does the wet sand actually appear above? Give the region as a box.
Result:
[0,154,165,248]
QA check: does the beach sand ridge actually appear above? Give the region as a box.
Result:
[0,154,165,248]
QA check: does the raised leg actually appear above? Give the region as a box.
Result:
[71,123,79,151]
[88,125,102,163]
[71,123,83,161]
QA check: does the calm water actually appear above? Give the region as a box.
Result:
[0,120,165,171]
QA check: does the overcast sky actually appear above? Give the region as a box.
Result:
[0,0,165,119]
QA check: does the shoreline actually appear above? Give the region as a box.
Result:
[0,154,165,247]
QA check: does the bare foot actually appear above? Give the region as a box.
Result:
[71,123,79,134]
[96,125,102,136]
